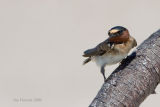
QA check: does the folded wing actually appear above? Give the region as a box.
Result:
[83,39,111,57]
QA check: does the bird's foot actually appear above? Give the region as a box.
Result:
[120,59,126,65]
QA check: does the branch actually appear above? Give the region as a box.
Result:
[89,29,160,107]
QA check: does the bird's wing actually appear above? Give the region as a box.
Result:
[83,39,112,57]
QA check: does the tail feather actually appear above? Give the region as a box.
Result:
[83,57,91,65]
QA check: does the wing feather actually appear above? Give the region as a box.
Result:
[83,39,111,57]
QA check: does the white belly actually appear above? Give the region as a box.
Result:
[93,53,127,67]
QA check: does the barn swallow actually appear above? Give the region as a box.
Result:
[83,26,137,82]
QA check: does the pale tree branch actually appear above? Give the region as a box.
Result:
[89,29,160,107]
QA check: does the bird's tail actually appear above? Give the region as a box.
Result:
[83,57,91,65]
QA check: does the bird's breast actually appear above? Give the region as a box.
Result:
[93,53,127,67]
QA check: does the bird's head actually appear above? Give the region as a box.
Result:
[108,26,130,43]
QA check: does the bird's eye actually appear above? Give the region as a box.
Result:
[113,31,122,36]
[118,30,123,35]
[114,32,118,36]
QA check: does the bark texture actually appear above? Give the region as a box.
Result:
[89,30,160,107]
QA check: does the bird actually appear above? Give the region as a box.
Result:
[82,26,137,82]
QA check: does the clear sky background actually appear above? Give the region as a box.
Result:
[0,0,160,107]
